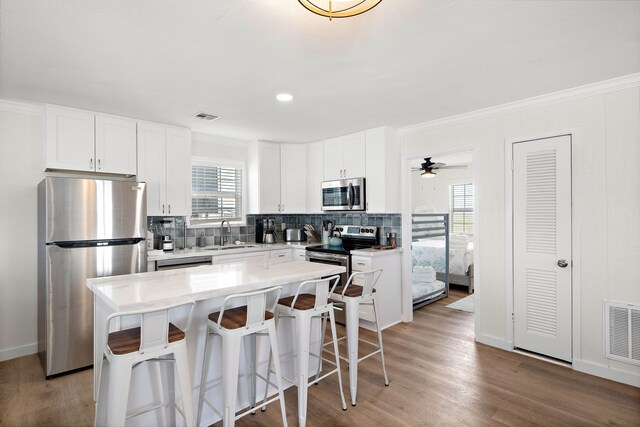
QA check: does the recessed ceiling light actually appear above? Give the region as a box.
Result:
[276,93,293,102]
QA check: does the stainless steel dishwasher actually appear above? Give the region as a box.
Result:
[155,255,213,271]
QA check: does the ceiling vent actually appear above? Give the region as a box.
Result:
[193,112,220,122]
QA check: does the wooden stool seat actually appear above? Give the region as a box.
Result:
[107,323,185,355]
[333,285,376,298]
[208,306,274,330]
[277,293,328,310]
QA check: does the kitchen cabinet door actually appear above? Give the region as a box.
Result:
[165,127,192,217]
[365,127,399,213]
[137,122,167,216]
[45,105,95,172]
[259,142,281,213]
[95,114,137,175]
[342,131,366,178]
[323,137,344,180]
[280,144,307,213]
[306,141,324,213]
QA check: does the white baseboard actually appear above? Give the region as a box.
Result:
[573,359,640,388]
[0,342,38,362]
[475,334,513,351]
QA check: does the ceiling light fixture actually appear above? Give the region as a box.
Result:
[421,170,436,178]
[299,0,382,20]
[276,93,293,102]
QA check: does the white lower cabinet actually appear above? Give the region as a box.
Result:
[213,252,269,265]
[351,251,402,330]
[269,249,292,264]
[293,248,307,261]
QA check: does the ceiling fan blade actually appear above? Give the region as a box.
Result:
[435,165,468,170]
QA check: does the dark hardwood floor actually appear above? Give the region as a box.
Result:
[1,288,638,426]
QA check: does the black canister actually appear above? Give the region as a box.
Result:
[255,219,264,243]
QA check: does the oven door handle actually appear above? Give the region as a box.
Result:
[347,182,354,210]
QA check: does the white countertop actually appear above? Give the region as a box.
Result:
[87,260,345,312]
[148,242,318,262]
[350,247,403,257]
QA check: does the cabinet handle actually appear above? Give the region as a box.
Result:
[98,159,101,170]
[277,254,285,258]
[162,204,165,214]
[168,204,171,214]
[278,204,281,212]
[366,202,369,210]
[90,158,93,170]
[281,204,284,212]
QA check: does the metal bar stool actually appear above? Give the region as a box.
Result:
[261,275,347,427]
[324,269,389,406]
[94,301,196,427]
[196,286,287,427]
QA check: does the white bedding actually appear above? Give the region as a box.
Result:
[412,279,445,300]
[412,239,474,276]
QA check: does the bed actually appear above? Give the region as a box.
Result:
[411,213,475,309]
[412,239,474,293]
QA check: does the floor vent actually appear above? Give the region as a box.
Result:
[605,301,640,366]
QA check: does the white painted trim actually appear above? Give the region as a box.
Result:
[0,342,38,362]
[398,73,640,136]
[475,334,513,352]
[573,359,640,388]
[0,98,43,115]
[504,130,581,361]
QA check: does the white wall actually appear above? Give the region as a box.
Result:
[411,167,473,213]
[191,132,249,162]
[401,78,640,384]
[0,104,44,361]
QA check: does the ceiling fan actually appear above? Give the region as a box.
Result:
[411,157,468,178]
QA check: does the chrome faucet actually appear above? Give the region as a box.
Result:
[220,219,231,246]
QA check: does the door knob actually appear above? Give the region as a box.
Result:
[557,259,568,268]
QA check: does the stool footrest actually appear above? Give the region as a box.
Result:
[125,402,167,420]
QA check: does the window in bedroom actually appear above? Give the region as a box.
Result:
[451,183,474,234]
[191,161,244,223]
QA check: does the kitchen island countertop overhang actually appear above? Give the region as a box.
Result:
[87,260,346,312]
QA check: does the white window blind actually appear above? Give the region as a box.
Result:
[191,165,242,221]
[451,183,474,234]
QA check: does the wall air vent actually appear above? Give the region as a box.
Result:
[605,301,640,366]
[193,112,220,122]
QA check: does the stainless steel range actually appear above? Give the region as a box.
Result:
[305,225,378,288]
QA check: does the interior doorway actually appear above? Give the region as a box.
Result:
[408,149,476,316]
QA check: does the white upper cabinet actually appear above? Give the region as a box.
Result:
[280,144,307,213]
[248,141,308,214]
[45,105,137,175]
[45,105,95,172]
[365,127,399,213]
[165,127,192,217]
[137,122,191,216]
[95,114,137,175]
[323,131,366,180]
[306,141,324,213]
[258,141,281,214]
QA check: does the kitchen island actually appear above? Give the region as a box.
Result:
[87,260,345,426]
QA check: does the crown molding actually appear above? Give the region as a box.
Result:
[0,98,44,115]
[398,73,640,136]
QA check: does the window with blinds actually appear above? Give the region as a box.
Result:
[191,165,243,221]
[451,183,474,234]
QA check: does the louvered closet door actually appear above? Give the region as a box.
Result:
[513,135,572,362]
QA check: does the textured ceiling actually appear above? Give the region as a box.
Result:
[1,0,639,143]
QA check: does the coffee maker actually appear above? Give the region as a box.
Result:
[255,218,276,244]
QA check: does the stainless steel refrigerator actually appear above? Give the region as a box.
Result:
[38,177,147,378]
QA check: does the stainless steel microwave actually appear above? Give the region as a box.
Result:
[321,178,366,211]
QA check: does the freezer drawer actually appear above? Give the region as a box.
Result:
[40,242,145,377]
